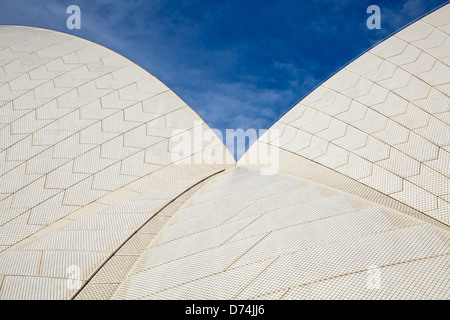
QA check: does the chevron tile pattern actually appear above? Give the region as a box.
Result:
[242,5,450,226]
[0,169,223,299]
[110,168,450,300]
[0,26,233,253]
[0,26,233,299]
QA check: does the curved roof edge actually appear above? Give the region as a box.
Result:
[240,3,450,226]
[0,25,234,299]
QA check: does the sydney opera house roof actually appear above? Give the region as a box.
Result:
[0,4,449,300]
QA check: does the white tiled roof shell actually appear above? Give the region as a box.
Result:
[0,26,233,299]
[112,168,449,300]
[242,4,450,226]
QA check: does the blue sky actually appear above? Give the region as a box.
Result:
[1,0,448,159]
